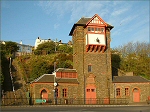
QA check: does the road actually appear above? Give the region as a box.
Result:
[1,105,150,112]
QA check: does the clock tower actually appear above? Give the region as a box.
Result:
[69,14,113,103]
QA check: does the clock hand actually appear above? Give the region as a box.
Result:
[96,38,100,43]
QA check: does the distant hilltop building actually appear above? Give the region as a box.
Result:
[34,37,52,49]
[17,40,33,56]
[1,40,33,56]
[34,37,73,49]
[0,41,6,44]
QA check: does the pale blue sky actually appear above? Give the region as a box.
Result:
[1,1,149,48]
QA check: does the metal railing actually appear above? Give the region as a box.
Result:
[1,98,129,106]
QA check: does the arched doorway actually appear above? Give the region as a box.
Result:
[86,85,96,104]
[41,89,48,102]
[133,88,140,102]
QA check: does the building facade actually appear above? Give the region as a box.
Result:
[16,43,33,56]
[69,14,114,102]
[30,14,150,104]
[30,68,79,104]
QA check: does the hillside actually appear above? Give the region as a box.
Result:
[13,53,73,84]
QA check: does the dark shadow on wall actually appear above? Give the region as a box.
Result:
[111,53,121,80]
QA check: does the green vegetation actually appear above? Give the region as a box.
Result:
[54,53,73,69]
[34,41,55,55]
[34,41,73,55]
[0,41,19,87]
[5,41,19,57]
[57,44,73,54]
[1,41,150,88]
[17,53,73,82]
[111,42,150,79]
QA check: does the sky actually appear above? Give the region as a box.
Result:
[1,0,150,48]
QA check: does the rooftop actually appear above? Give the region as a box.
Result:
[113,76,150,83]
[31,74,79,84]
[54,68,77,73]
[69,14,114,36]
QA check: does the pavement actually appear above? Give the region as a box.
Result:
[1,103,150,108]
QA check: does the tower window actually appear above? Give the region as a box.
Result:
[91,28,94,32]
[88,27,94,32]
[88,27,91,31]
[88,65,92,72]
[100,28,104,32]
[95,28,100,31]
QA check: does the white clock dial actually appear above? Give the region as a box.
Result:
[86,34,106,45]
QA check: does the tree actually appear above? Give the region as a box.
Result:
[5,41,19,56]
[28,58,53,81]
[57,44,73,54]
[34,41,55,55]
[112,42,150,79]
[0,43,7,87]
[54,53,73,69]
[0,42,6,59]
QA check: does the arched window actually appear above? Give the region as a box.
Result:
[133,88,138,92]
[41,89,48,102]
[41,89,47,93]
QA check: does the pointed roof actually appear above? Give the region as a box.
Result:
[69,14,114,36]
[113,76,150,83]
[85,14,108,26]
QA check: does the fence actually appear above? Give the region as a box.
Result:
[1,98,129,106]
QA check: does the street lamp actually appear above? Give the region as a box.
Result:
[53,61,58,104]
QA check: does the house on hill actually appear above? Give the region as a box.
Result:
[34,37,73,49]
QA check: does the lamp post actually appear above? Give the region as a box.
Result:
[53,61,57,105]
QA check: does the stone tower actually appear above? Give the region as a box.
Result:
[69,14,114,102]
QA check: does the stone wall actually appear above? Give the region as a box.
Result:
[30,83,78,102]
[112,82,150,103]
[72,25,112,99]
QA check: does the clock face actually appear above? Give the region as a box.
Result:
[86,34,106,45]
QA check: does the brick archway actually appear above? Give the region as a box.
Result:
[41,89,48,102]
[133,88,140,102]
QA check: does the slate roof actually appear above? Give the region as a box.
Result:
[69,15,114,36]
[76,17,91,24]
[31,74,79,84]
[113,76,150,83]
